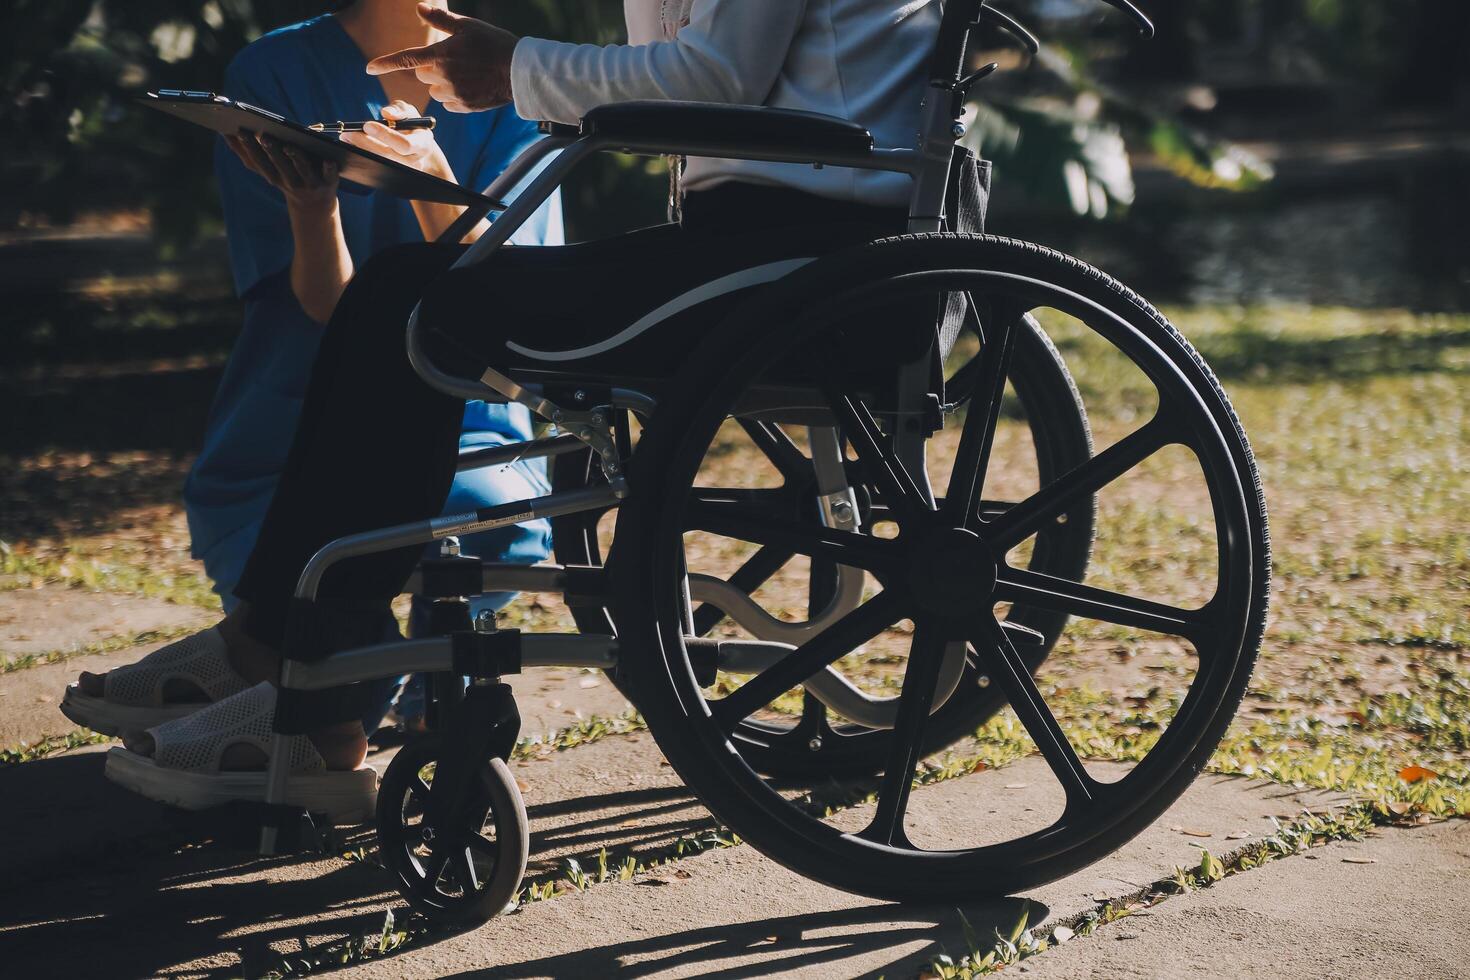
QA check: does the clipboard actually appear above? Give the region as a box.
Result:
[141,90,505,210]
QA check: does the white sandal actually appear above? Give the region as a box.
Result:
[104,682,378,822]
[60,626,251,736]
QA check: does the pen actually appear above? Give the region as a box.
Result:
[309,117,436,133]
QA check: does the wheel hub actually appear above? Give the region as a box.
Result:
[906,526,998,618]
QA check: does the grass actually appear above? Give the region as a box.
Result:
[0,623,200,674]
[1,538,220,610]
[0,729,114,766]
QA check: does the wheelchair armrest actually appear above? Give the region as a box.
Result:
[542,101,875,161]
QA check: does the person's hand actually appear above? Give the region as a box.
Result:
[225,131,339,213]
[339,101,451,178]
[365,2,518,112]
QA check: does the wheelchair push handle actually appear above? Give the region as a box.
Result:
[933,0,1153,87]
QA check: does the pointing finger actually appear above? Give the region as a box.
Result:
[366,41,442,76]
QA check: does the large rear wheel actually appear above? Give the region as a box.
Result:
[614,233,1268,899]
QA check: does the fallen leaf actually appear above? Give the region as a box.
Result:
[1180,828,1212,838]
[1052,926,1074,943]
[1225,831,1251,840]
[1342,857,1377,865]
[1398,765,1438,784]
[578,676,602,689]
[1004,783,1029,790]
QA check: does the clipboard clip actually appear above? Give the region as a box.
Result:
[155,89,227,103]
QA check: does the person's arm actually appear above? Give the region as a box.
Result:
[223,133,353,323]
[339,101,484,242]
[512,0,808,124]
[365,1,808,121]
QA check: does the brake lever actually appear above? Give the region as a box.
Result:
[979,6,1041,56]
[1096,0,1155,38]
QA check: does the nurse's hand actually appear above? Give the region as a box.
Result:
[365,3,517,113]
[339,101,453,180]
[225,132,340,214]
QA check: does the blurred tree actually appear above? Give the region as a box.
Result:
[0,0,648,246]
[1,0,1461,243]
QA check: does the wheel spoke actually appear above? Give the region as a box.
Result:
[453,846,482,893]
[738,419,811,483]
[685,496,902,577]
[973,617,1097,809]
[986,415,1178,551]
[995,565,1203,641]
[944,298,1023,530]
[688,486,791,514]
[710,591,905,730]
[861,622,952,847]
[422,844,453,889]
[691,544,796,636]
[809,358,927,519]
[868,498,1020,522]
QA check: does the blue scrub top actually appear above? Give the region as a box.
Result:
[184,14,560,600]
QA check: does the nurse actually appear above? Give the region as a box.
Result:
[64,0,560,739]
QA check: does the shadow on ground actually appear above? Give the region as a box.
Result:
[452,899,1041,980]
[0,746,1033,979]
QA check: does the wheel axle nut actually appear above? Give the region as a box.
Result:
[978,675,991,688]
[807,736,823,752]
[421,826,436,842]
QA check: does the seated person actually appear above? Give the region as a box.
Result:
[66,0,944,817]
[62,0,559,741]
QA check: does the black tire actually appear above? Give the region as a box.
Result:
[376,735,529,925]
[612,233,1269,901]
[550,315,1096,779]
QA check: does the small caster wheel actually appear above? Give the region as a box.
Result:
[376,735,528,926]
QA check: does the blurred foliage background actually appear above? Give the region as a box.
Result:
[2,0,1466,246]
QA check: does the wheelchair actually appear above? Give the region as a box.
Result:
[258,0,1270,926]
